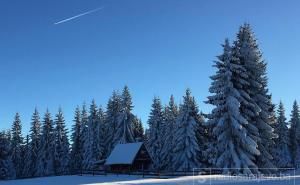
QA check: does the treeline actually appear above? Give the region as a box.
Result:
[0,86,144,179]
[1,23,300,180]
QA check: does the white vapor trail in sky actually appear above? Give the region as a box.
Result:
[54,6,104,25]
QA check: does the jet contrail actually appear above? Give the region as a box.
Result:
[54,6,104,25]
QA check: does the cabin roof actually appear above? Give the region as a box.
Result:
[105,142,144,165]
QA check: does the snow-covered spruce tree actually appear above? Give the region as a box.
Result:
[0,131,16,180]
[37,110,55,177]
[172,89,201,171]
[232,24,277,174]
[10,113,23,178]
[257,95,278,172]
[97,107,106,160]
[147,97,165,171]
[80,103,89,169]
[83,100,105,169]
[231,26,260,162]
[206,39,260,175]
[54,108,70,175]
[132,117,144,141]
[289,100,300,168]
[267,99,278,150]
[29,108,41,177]
[161,95,178,170]
[105,91,122,157]
[82,101,97,170]
[272,102,292,168]
[113,86,135,145]
[70,106,83,172]
[21,135,31,178]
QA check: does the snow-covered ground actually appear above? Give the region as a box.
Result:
[0,173,299,185]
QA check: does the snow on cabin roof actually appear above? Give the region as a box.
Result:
[105,142,143,165]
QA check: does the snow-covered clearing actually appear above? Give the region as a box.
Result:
[0,173,299,185]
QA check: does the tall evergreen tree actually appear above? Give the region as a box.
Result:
[10,113,23,178]
[161,95,178,170]
[54,108,70,175]
[232,23,276,174]
[206,39,260,175]
[113,86,135,144]
[81,104,89,169]
[147,97,165,170]
[82,100,105,169]
[70,106,83,172]
[29,108,41,177]
[289,100,300,167]
[21,135,31,178]
[105,91,122,156]
[37,110,55,176]
[97,107,106,160]
[0,131,16,180]
[82,101,97,169]
[272,102,292,168]
[172,89,201,171]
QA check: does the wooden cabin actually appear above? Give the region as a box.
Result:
[105,142,152,172]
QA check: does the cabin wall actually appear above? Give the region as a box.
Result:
[107,160,151,172]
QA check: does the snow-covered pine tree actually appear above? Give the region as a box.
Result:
[70,106,83,172]
[83,100,105,169]
[232,23,276,174]
[132,117,144,141]
[272,102,292,168]
[97,107,106,161]
[113,86,135,145]
[0,131,16,180]
[29,108,41,177]
[172,89,201,171]
[105,91,122,157]
[161,95,178,170]
[36,109,55,176]
[289,100,300,168]
[268,98,278,151]
[81,103,90,170]
[21,135,31,178]
[82,101,97,170]
[10,113,23,178]
[206,39,260,175]
[262,95,278,172]
[54,108,70,175]
[147,97,165,171]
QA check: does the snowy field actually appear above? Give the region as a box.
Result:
[0,173,299,185]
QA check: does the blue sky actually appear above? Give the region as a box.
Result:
[1,0,300,134]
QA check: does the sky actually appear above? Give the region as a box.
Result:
[1,0,300,135]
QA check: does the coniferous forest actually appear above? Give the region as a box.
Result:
[1,24,300,180]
